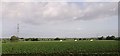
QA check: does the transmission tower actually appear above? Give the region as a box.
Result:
[17,23,19,37]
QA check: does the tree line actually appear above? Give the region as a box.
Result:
[4,35,120,42]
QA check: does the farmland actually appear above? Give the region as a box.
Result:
[2,40,120,56]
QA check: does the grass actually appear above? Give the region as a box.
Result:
[2,40,119,56]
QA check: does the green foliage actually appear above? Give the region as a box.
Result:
[54,37,60,40]
[10,36,19,42]
[2,40,119,55]
[115,37,120,40]
[24,38,39,41]
[118,37,120,40]
[79,38,82,40]
[106,36,115,40]
[98,36,104,40]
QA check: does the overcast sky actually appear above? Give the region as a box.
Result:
[1,1,118,38]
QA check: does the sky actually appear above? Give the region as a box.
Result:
[1,0,119,38]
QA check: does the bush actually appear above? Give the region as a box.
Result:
[83,38,86,40]
[115,37,120,40]
[118,37,120,40]
[54,38,60,40]
[79,38,82,40]
[10,36,19,42]
[25,39,29,41]
[31,38,39,41]
[98,36,104,40]
[106,36,115,40]
[25,38,39,41]
[2,40,6,43]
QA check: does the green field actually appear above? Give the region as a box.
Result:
[2,40,120,56]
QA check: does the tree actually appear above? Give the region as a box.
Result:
[25,38,29,41]
[74,38,78,40]
[19,38,24,39]
[54,37,60,40]
[106,36,115,40]
[31,38,39,41]
[118,37,120,40]
[79,38,82,40]
[98,36,104,40]
[111,36,115,40]
[115,37,120,40]
[83,38,86,40]
[106,36,110,40]
[10,35,19,42]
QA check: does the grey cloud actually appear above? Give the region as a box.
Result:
[2,2,118,25]
[77,2,118,20]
